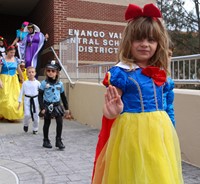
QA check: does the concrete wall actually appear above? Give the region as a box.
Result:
[68,82,106,129]
[67,82,200,167]
[174,89,200,167]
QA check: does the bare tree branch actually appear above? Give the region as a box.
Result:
[157,0,200,55]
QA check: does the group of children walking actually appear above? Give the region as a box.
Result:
[19,60,70,149]
[0,49,70,149]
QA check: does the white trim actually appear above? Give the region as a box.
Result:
[0,166,19,184]
[24,24,40,33]
[67,17,126,26]
[115,61,139,70]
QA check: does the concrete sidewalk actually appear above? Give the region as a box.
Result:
[0,119,200,184]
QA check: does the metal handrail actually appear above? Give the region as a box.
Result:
[172,54,200,60]
[48,43,200,85]
[171,54,200,84]
[50,46,75,85]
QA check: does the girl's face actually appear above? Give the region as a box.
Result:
[7,49,16,57]
[0,40,3,46]
[46,68,58,79]
[131,38,158,66]
[20,64,25,72]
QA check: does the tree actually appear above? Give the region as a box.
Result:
[157,0,200,55]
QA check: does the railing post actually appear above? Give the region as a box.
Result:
[189,60,191,80]
[195,59,197,79]
[98,65,102,83]
[50,46,75,85]
[75,33,79,81]
[183,60,185,79]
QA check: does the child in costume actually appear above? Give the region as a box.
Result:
[11,21,29,46]
[11,21,29,59]
[17,61,28,88]
[38,60,70,149]
[18,66,40,134]
[0,36,8,57]
[0,46,24,121]
[92,28,177,184]
[92,3,183,184]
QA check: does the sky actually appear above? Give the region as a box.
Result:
[184,0,195,11]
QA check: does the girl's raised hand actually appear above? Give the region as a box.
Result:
[103,85,123,119]
[0,80,3,88]
[17,103,21,110]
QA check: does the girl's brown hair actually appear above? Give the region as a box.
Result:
[26,66,36,73]
[117,17,169,71]
[6,45,15,52]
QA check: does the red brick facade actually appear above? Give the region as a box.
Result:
[30,0,127,64]
[0,0,153,67]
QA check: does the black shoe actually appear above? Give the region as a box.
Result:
[43,139,52,148]
[23,126,28,132]
[55,138,65,149]
[33,131,38,135]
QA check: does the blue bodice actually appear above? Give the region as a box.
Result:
[0,58,19,76]
[108,66,171,114]
[16,29,28,41]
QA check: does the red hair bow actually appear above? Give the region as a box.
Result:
[142,66,166,86]
[125,3,162,21]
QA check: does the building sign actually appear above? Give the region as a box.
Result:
[68,29,122,54]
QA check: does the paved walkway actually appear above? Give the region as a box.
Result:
[0,119,200,184]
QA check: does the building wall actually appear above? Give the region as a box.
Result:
[0,0,156,65]
[25,0,156,71]
[52,0,156,64]
[53,0,123,63]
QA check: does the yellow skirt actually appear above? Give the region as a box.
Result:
[0,74,23,121]
[93,111,184,184]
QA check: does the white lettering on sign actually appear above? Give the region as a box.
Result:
[79,46,118,54]
[108,32,122,39]
[68,29,105,38]
[68,29,122,54]
[103,39,120,47]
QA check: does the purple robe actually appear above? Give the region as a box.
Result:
[19,32,45,68]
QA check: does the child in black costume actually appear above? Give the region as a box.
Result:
[38,60,70,149]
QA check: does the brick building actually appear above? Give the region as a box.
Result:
[0,0,155,70]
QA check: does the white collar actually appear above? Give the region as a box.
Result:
[115,61,139,70]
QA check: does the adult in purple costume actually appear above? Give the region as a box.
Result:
[20,23,45,68]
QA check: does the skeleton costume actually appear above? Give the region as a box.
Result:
[38,60,68,149]
[18,79,40,133]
